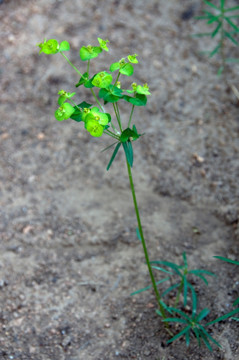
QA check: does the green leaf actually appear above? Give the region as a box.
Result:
[217,65,224,76]
[226,57,239,63]
[162,283,180,297]
[198,324,221,349]
[167,307,192,321]
[78,101,92,109]
[120,128,139,142]
[220,0,225,9]
[119,63,134,76]
[182,252,187,268]
[92,71,113,88]
[98,37,109,51]
[136,227,142,241]
[206,308,239,326]
[79,45,102,61]
[225,31,239,45]
[130,278,169,296]
[99,87,123,103]
[214,256,239,266]
[225,6,239,12]
[59,40,70,52]
[196,308,210,322]
[106,142,121,171]
[185,330,190,347]
[150,260,182,277]
[167,325,191,344]
[123,94,147,107]
[127,54,138,64]
[211,22,222,37]
[188,283,197,315]
[163,317,188,324]
[122,141,134,167]
[183,276,188,306]
[225,17,239,32]
[110,62,120,72]
[207,15,221,24]
[203,0,220,10]
[209,43,221,57]
[200,330,213,351]
[233,298,239,306]
[151,266,174,275]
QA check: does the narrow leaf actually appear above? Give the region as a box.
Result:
[122,141,133,167]
[130,278,169,296]
[136,227,142,241]
[214,256,239,265]
[225,17,239,32]
[203,0,220,10]
[206,308,239,326]
[225,6,239,12]
[167,326,191,344]
[183,276,188,307]
[162,283,180,297]
[225,31,239,45]
[209,43,221,57]
[196,308,210,322]
[151,266,173,275]
[106,142,121,171]
[211,22,222,37]
[188,283,197,316]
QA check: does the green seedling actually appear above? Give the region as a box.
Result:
[151,252,216,308]
[163,306,239,351]
[37,37,166,320]
[193,0,239,75]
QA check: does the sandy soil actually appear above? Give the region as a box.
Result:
[0,0,239,359]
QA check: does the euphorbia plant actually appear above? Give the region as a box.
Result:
[38,37,239,349]
[37,37,167,320]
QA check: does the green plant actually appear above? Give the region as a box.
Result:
[193,0,239,75]
[38,37,239,351]
[37,37,166,319]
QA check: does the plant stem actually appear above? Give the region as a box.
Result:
[128,104,135,128]
[60,52,85,78]
[125,160,167,320]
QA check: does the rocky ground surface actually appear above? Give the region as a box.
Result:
[0,0,239,359]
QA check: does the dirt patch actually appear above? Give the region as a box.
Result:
[0,0,239,359]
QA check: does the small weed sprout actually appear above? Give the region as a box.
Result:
[38,37,239,351]
[193,0,239,75]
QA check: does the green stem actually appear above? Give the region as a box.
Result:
[174,280,183,308]
[113,103,123,132]
[90,88,105,112]
[128,104,135,128]
[60,52,85,78]
[125,160,167,321]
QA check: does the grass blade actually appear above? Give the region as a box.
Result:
[183,276,188,307]
[150,261,182,276]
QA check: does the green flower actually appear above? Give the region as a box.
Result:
[57,90,76,105]
[127,54,138,64]
[136,83,151,95]
[79,45,102,61]
[85,119,104,137]
[85,107,109,126]
[98,37,109,51]
[55,103,75,121]
[92,71,113,88]
[37,39,60,55]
